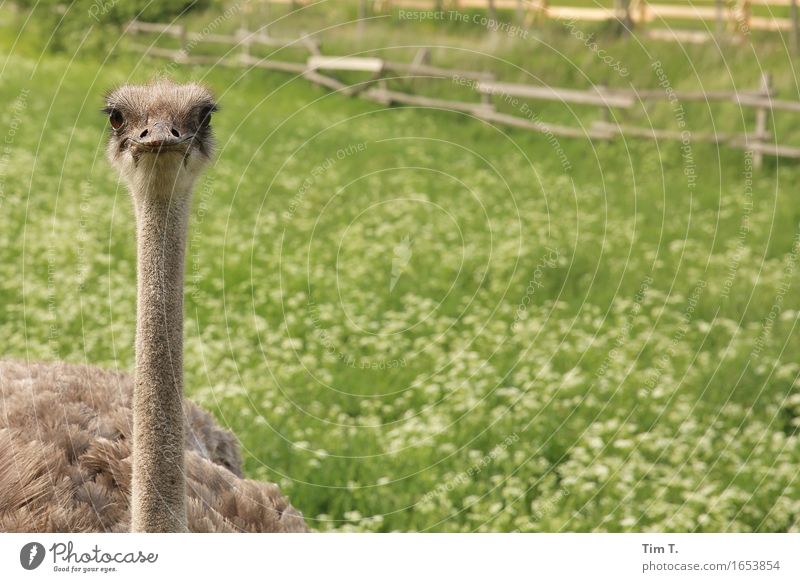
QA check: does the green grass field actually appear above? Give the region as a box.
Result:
[2,3,800,531]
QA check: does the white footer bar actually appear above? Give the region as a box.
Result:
[1,533,797,581]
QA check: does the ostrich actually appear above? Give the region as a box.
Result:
[0,80,308,533]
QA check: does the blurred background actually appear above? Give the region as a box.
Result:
[1,0,800,532]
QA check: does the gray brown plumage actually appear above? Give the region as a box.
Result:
[0,360,307,532]
[0,80,309,533]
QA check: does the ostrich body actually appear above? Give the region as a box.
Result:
[0,81,308,533]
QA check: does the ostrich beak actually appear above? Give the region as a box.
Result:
[130,121,194,153]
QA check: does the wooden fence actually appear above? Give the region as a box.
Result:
[126,19,800,168]
[259,0,800,46]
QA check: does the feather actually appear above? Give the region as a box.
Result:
[0,360,308,533]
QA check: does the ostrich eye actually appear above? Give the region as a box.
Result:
[109,109,125,130]
[198,105,216,128]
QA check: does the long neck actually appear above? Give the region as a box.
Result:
[131,185,192,533]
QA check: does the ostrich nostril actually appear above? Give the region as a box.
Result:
[140,129,148,138]
[171,128,180,138]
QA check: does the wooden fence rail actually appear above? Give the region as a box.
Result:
[125,19,800,168]
[125,20,321,51]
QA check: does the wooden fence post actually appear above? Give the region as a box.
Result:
[238,27,251,64]
[488,0,497,22]
[524,0,549,26]
[261,1,272,38]
[631,0,648,26]
[299,31,321,56]
[178,25,188,54]
[358,0,368,38]
[411,47,431,68]
[615,0,633,35]
[752,72,772,170]
[597,85,610,124]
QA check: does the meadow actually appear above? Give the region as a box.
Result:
[2,2,800,531]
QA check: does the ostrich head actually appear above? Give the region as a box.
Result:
[103,80,217,197]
